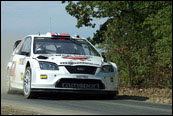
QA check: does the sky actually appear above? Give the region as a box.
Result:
[1,1,106,66]
[1,1,105,38]
[1,1,106,92]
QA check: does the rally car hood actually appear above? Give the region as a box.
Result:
[33,54,103,67]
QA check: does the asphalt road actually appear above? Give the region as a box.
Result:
[1,93,172,115]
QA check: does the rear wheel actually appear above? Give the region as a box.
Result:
[23,67,36,99]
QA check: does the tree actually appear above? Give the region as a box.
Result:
[143,3,172,87]
[63,1,172,88]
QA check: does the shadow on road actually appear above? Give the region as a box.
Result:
[5,91,149,102]
[3,91,149,101]
[32,93,149,101]
[117,95,149,101]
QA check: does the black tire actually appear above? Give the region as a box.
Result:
[23,67,36,99]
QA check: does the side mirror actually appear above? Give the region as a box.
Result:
[101,52,107,62]
[102,55,107,62]
[13,40,21,51]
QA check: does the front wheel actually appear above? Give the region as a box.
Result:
[23,67,36,99]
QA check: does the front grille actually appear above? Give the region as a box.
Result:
[55,78,105,89]
[65,66,97,75]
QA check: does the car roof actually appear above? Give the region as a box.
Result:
[26,32,86,40]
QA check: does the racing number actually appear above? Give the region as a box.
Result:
[10,61,16,76]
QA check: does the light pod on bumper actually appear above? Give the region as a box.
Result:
[40,75,47,79]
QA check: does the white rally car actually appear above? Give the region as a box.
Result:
[7,32,119,99]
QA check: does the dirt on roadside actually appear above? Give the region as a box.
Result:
[1,105,42,115]
[118,87,172,104]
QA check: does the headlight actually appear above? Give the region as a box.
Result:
[39,61,59,70]
[101,65,114,72]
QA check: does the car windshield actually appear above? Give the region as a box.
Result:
[33,37,100,56]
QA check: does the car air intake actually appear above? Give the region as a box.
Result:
[65,66,97,75]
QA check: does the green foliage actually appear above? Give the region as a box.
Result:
[63,1,172,88]
[143,4,172,88]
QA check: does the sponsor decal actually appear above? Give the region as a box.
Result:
[18,58,25,65]
[60,61,99,66]
[18,58,21,64]
[21,73,24,80]
[62,83,100,89]
[62,56,88,61]
[37,37,45,40]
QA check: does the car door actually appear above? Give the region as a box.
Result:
[9,39,25,89]
[14,37,32,89]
